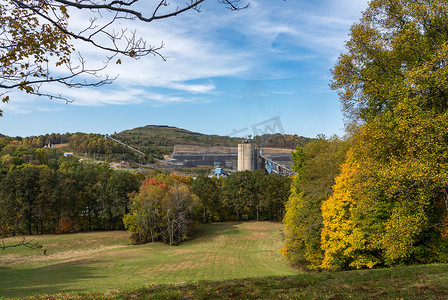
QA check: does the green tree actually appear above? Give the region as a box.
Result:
[95,171,140,229]
[331,0,448,124]
[251,169,267,221]
[282,136,347,270]
[36,167,59,233]
[221,171,256,220]
[0,166,41,234]
[191,175,220,223]
[259,173,291,221]
[56,167,82,232]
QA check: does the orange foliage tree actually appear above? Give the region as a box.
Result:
[124,174,198,245]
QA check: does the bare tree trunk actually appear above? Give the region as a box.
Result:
[441,188,448,217]
[167,209,171,244]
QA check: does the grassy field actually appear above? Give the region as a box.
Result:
[2,222,448,299]
[97,263,448,299]
[0,222,296,298]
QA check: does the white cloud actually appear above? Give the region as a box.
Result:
[0,102,31,114]
[46,5,253,107]
[43,85,206,107]
[3,0,369,112]
[62,87,145,106]
[168,82,216,94]
[244,0,368,55]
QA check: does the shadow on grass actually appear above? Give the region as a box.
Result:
[187,221,243,244]
[0,259,105,298]
[118,263,448,300]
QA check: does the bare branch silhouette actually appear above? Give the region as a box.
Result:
[0,0,249,114]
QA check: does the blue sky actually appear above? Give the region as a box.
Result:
[0,0,369,138]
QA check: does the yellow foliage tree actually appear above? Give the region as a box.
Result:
[321,0,448,270]
[282,136,347,270]
[321,99,448,269]
[320,150,381,270]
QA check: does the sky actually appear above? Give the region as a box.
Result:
[0,0,369,138]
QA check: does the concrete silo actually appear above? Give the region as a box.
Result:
[237,143,259,171]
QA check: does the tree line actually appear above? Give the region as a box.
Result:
[282,0,448,271]
[253,134,313,150]
[0,161,140,237]
[0,133,159,167]
[193,170,291,223]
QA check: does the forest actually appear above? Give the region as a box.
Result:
[0,141,291,246]
[0,159,141,235]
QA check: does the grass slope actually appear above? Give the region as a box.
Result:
[2,222,447,299]
[15,264,448,300]
[0,222,295,298]
[97,263,448,299]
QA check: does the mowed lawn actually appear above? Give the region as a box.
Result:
[0,221,297,298]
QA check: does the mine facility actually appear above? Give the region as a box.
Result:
[159,143,294,176]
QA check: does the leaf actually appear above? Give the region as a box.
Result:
[24,85,34,93]
[116,59,122,65]
[60,5,67,15]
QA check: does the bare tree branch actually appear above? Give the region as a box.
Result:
[1,236,38,250]
[52,0,207,22]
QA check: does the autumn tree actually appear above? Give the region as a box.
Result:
[282,136,347,270]
[321,104,448,270]
[319,0,448,270]
[123,178,168,243]
[331,0,448,125]
[0,0,248,115]
[165,183,197,245]
[124,175,197,245]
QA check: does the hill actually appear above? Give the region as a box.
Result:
[111,125,246,154]
[111,125,313,155]
[0,125,313,167]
